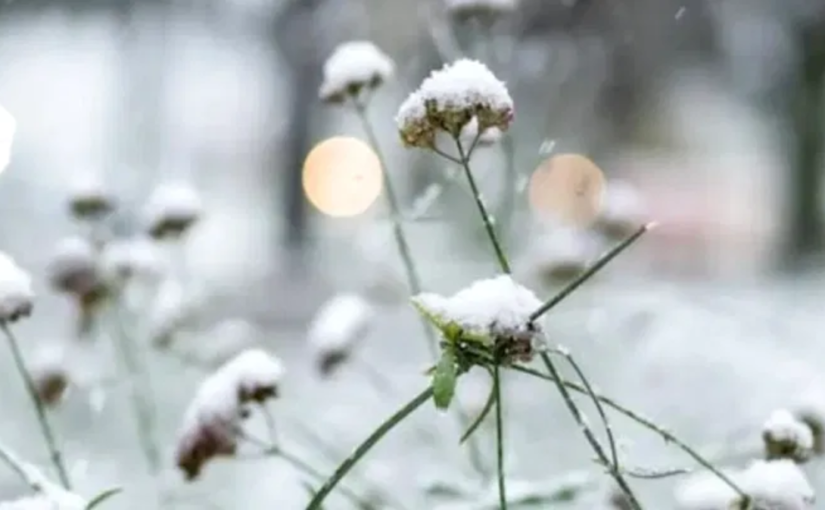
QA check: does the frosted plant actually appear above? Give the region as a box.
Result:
[319,41,394,104]
[0,252,33,323]
[0,104,16,173]
[596,180,647,240]
[396,59,514,149]
[46,237,106,300]
[444,0,519,22]
[762,409,814,463]
[67,176,115,221]
[28,344,70,408]
[175,348,283,480]
[142,181,202,240]
[307,292,376,375]
[675,460,815,510]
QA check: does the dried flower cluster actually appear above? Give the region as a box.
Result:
[396,59,514,148]
[175,349,284,480]
[319,41,394,104]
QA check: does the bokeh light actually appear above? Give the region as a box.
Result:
[528,153,606,227]
[302,136,383,218]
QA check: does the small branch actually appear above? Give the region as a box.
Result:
[492,363,507,509]
[305,387,433,509]
[454,137,511,274]
[1,323,71,489]
[529,223,654,322]
[538,353,643,509]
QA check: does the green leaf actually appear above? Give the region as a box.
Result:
[432,350,457,410]
[85,487,123,510]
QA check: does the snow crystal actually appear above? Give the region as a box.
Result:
[0,252,33,322]
[143,181,202,238]
[396,59,513,147]
[412,275,541,336]
[307,293,375,356]
[319,41,394,103]
[0,104,16,174]
[445,0,519,18]
[675,460,815,510]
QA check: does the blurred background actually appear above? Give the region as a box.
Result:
[1,0,825,508]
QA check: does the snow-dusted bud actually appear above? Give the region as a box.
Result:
[46,237,104,298]
[396,59,514,149]
[596,180,646,240]
[143,181,202,240]
[100,236,164,284]
[412,275,544,364]
[763,409,814,463]
[675,460,815,510]
[459,116,503,147]
[0,104,16,174]
[307,293,376,376]
[175,348,284,480]
[30,344,70,407]
[67,177,115,220]
[0,252,33,323]
[445,0,519,22]
[792,390,825,455]
[319,41,394,104]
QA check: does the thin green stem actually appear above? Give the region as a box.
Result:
[508,363,750,501]
[1,323,71,489]
[460,379,496,444]
[493,363,507,509]
[352,98,488,479]
[529,223,653,322]
[109,301,161,473]
[455,138,511,274]
[538,353,642,509]
[305,387,433,510]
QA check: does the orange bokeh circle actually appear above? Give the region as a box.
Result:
[302,136,383,218]
[528,153,606,226]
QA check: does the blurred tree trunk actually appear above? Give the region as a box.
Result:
[782,19,825,270]
[270,0,323,257]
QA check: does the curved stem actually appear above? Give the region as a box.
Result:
[305,387,433,509]
[538,353,642,509]
[509,363,749,501]
[455,138,511,274]
[1,323,71,489]
[493,363,507,509]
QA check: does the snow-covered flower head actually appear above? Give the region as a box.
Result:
[412,275,543,363]
[596,180,646,240]
[67,176,115,220]
[319,41,395,104]
[792,389,825,454]
[0,252,33,323]
[396,59,514,149]
[459,116,503,147]
[675,460,815,510]
[307,293,376,375]
[29,343,70,407]
[445,0,519,22]
[0,104,16,174]
[143,181,202,239]
[100,236,164,284]
[46,237,103,298]
[763,409,814,464]
[175,348,284,480]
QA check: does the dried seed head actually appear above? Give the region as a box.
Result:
[143,181,202,240]
[67,177,115,220]
[319,41,394,104]
[763,409,814,464]
[396,59,514,149]
[0,252,33,323]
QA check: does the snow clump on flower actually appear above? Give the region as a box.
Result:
[143,181,202,239]
[396,59,514,149]
[67,175,115,220]
[0,252,33,323]
[763,409,815,463]
[319,41,395,104]
[307,293,376,375]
